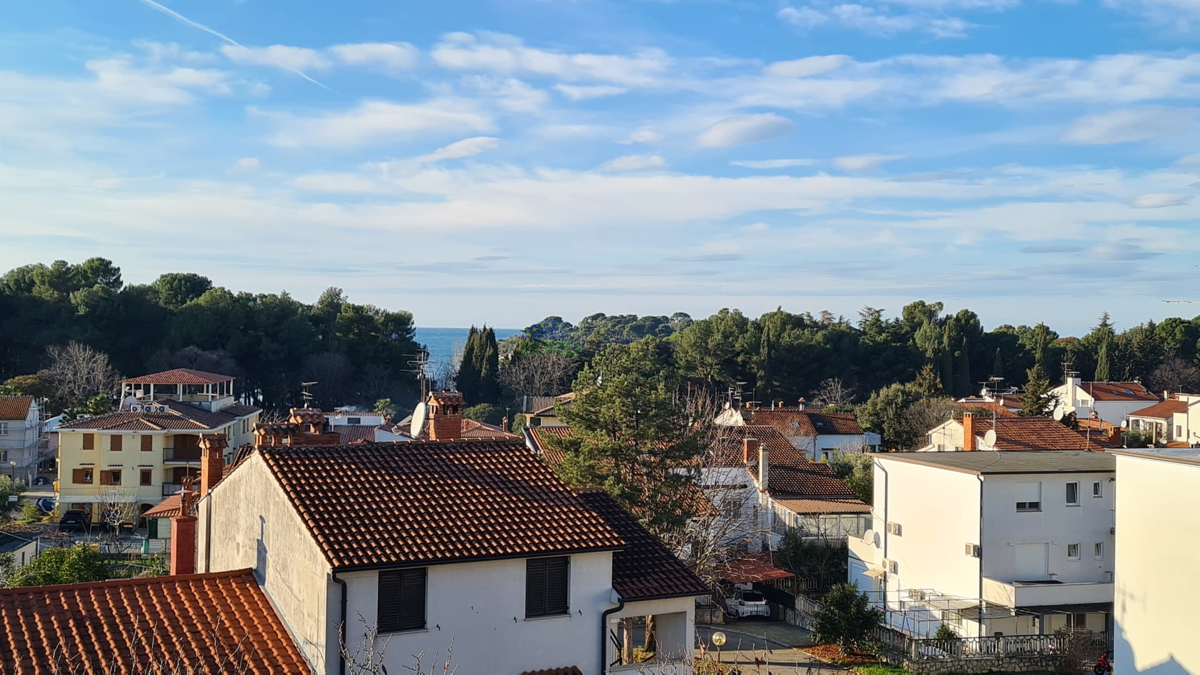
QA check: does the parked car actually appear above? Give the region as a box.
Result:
[58,510,89,533]
[725,589,771,618]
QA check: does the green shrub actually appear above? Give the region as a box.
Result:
[812,583,882,651]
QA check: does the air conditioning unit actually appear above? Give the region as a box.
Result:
[887,522,903,536]
[907,588,927,601]
[965,544,981,558]
[129,405,142,413]
[886,560,899,574]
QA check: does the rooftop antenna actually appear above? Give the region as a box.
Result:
[300,382,317,407]
[403,349,432,401]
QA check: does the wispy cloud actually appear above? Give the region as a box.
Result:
[1131,193,1191,208]
[1062,107,1196,145]
[262,99,494,148]
[833,154,906,171]
[697,114,795,148]
[731,158,817,169]
[600,154,668,172]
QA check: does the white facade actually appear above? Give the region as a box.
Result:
[1053,377,1158,426]
[849,453,1114,638]
[325,411,387,427]
[1127,393,1200,446]
[0,398,41,484]
[1113,450,1200,675]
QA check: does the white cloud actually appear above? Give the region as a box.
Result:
[741,222,771,232]
[328,42,418,70]
[833,154,906,171]
[599,154,668,172]
[620,129,664,145]
[764,55,854,78]
[778,3,973,37]
[731,159,817,168]
[1131,193,1191,208]
[1103,0,1200,30]
[555,84,628,100]
[778,6,830,28]
[263,99,495,148]
[415,136,501,164]
[221,44,332,71]
[462,76,548,112]
[232,157,260,172]
[1174,151,1200,165]
[431,32,671,87]
[696,114,795,148]
[1062,107,1196,145]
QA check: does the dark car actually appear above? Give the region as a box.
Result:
[58,510,89,533]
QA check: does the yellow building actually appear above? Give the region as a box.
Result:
[55,368,259,524]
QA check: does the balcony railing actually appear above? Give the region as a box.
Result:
[162,482,183,496]
[982,577,1114,608]
[163,448,201,462]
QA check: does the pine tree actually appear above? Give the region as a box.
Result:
[913,364,943,397]
[1095,339,1111,382]
[1019,365,1056,417]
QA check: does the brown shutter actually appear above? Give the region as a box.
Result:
[72,469,85,484]
[83,434,95,450]
[111,435,122,452]
[141,435,152,452]
[99,471,111,486]
[140,469,152,486]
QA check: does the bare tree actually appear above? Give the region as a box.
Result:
[303,352,354,408]
[98,486,140,555]
[45,342,119,409]
[1148,353,1200,394]
[811,378,856,409]
[900,397,960,450]
[499,352,577,401]
[340,615,457,675]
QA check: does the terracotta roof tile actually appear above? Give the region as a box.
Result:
[526,426,574,466]
[1128,399,1188,419]
[1081,381,1157,402]
[58,400,237,431]
[738,408,866,439]
[220,403,261,417]
[957,402,1017,417]
[762,460,861,498]
[461,418,519,439]
[973,417,1110,451]
[576,489,709,601]
[522,668,583,675]
[257,440,626,569]
[0,569,311,674]
[333,424,378,445]
[0,396,33,421]
[122,368,234,385]
[719,558,795,584]
[772,497,872,514]
[708,426,799,468]
[142,494,188,519]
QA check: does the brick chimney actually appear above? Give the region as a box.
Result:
[199,434,227,497]
[428,391,465,441]
[963,413,976,451]
[170,489,197,576]
[743,437,761,463]
[1109,426,1122,446]
[797,398,806,412]
[757,445,770,492]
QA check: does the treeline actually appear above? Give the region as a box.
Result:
[0,259,422,411]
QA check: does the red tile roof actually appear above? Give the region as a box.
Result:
[122,368,234,385]
[973,417,1110,451]
[1128,399,1188,419]
[526,426,575,466]
[957,402,1017,417]
[772,497,872,514]
[461,418,519,439]
[718,558,795,584]
[1082,381,1157,402]
[57,400,254,432]
[738,408,866,439]
[333,424,378,445]
[522,668,583,675]
[0,396,33,421]
[576,489,709,601]
[255,440,626,570]
[763,461,861,499]
[708,426,800,467]
[0,569,311,674]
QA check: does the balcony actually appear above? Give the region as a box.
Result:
[162,482,183,496]
[163,448,201,463]
[982,577,1113,608]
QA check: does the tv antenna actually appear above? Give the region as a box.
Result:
[300,382,317,407]
[403,350,432,400]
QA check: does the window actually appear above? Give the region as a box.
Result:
[1094,542,1104,560]
[72,468,94,484]
[1092,481,1103,498]
[1065,482,1080,506]
[0,422,7,435]
[100,470,122,486]
[1068,613,1087,629]
[110,435,123,452]
[1067,543,1081,560]
[526,557,569,617]
[348,417,361,425]
[141,435,153,452]
[0,450,6,463]
[378,569,426,632]
[83,434,95,450]
[140,469,153,486]
[1016,482,1041,512]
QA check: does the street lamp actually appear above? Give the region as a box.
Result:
[711,631,726,665]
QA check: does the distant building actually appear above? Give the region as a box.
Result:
[1112,447,1200,675]
[0,396,41,484]
[716,401,880,461]
[849,451,1115,638]
[1051,376,1158,426]
[920,413,1112,452]
[54,369,259,524]
[1125,393,1200,447]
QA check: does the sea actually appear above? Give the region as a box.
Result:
[415,327,522,374]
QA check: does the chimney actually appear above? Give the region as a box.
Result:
[743,437,761,464]
[501,415,510,433]
[170,489,197,576]
[797,398,806,412]
[758,445,769,492]
[963,413,976,451]
[199,434,227,497]
[428,392,464,441]
[1109,426,1122,446]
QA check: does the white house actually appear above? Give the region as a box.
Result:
[920,413,1111,452]
[716,403,880,460]
[848,451,1115,638]
[1051,377,1158,426]
[1111,448,1200,675]
[1125,394,1200,447]
[192,438,708,675]
[0,396,41,485]
[0,531,39,569]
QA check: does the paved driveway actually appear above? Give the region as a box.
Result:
[696,621,850,674]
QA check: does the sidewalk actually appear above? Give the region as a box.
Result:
[696,621,850,673]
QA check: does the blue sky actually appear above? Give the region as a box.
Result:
[2,0,1200,333]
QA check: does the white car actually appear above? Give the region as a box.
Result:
[725,589,771,618]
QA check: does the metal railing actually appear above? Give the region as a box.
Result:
[162,482,183,496]
[163,448,201,462]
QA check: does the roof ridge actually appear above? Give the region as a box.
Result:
[0,568,255,596]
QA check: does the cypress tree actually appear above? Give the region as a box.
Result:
[457,326,481,403]
[476,326,500,404]
[955,337,971,398]
[1095,339,1111,382]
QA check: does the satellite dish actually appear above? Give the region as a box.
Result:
[411,402,427,438]
[1053,407,1065,421]
[983,429,998,448]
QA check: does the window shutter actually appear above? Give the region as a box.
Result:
[141,435,153,452]
[83,434,95,450]
[546,557,569,615]
[378,571,402,633]
[526,559,547,617]
[72,469,85,484]
[99,471,111,486]
[399,569,426,630]
[111,435,122,452]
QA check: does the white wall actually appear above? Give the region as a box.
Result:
[1114,454,1200,675]
[340,552,615,675]
[200,453,335,673]
[982,473,1114,585]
